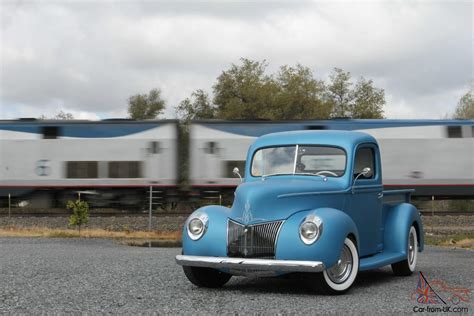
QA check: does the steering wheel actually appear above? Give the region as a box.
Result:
[315,170,338,177]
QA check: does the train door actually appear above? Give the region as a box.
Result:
[202,141,222,182]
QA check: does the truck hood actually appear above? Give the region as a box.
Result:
[230,177,347,223]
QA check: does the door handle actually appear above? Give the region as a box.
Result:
[377,192,384,199]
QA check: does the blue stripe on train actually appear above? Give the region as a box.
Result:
[0,123,159,138]
[200,119,474,137]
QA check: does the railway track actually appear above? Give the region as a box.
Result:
[419,210,474,216]
[0,212,190,218]
[0,210,473,217]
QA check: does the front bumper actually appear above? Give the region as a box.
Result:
[175,255,325,273]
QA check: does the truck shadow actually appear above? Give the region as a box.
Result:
[220,268,400,295]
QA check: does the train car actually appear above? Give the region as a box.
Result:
[188,119,474,199]
[0,119,179,208]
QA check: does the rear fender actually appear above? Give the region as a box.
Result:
[384,203,424,254]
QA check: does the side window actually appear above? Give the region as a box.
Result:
[354,147,375,179]
[42,126,60,139]
[204,141,218,154]
[66,161,98,178]
[148,141,161,154]
[108,161,142,178]
[446,126,462,138]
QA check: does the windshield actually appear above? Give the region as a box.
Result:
[251,145,346,177]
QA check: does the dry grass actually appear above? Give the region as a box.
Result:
[0,226,181,241]
[425,232,474,250]
[438,238,474,249]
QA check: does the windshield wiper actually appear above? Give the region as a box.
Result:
[295,172,331,178]
[261,173,293,179]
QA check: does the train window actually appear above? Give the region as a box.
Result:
[225,161,246,178]
[108,161,142,178]
[149,141,161,154]
[354,147,375,179]
[66,161,98,178]
[204,142,218,154]
[447,126,462,138]
[42,126,60,139]
[305,125,326,130]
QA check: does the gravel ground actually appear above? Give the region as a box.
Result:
[0,238,472,314]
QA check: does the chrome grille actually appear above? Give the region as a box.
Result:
[227,219,284,259]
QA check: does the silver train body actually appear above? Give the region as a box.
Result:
[0,119,472,208]
[189,120,474,198]
[0,120,179,207]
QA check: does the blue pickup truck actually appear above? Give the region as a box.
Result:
[176,130,424,294]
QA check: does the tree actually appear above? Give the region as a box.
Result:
[128,88,165,119]
[351,78,385,119]
[328,68,352,118]
[180,59,386,121]
[453,89,474,119]
[55,111,74,120]
[273,64,332,119]
[176,89,216,121]
[67,199,89,234]
[328,68,385,118]
[38,111,74,120]
[212,58,278,119]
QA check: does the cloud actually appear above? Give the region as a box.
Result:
[1,0,472,119]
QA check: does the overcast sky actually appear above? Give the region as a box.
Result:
[0,0,472,120]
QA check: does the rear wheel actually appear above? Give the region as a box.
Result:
[182,266,232,288]
[392,225,418,276]
[308,237,359,294]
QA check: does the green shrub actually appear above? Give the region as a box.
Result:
[67,199,89,234]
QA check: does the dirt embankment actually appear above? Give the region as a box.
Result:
[0,215,187,232]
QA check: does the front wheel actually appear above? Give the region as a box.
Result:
[392,225,418,276]
[308,237,359,294]
[182,266,232,288]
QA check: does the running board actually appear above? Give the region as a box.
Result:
[359,251,406,271]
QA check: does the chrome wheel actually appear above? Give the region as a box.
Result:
[326,244,353,284]
[392,225,418,276]
[408,229,416,265]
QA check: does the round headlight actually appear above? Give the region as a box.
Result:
[187,214,208,240]
[189,218,203,235]
[299,215,322,245]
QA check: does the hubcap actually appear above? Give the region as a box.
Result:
[327,244,353,284]
[409,230,416,264]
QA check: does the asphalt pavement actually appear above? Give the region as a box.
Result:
[0,238,472,314]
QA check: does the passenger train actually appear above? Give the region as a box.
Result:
[0,118,472,208]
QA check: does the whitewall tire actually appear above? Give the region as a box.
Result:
[392,225,418,276]
[309,237,359,294]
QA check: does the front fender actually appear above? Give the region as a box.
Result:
[384,203,424,254]
[276,208,359,268]
[182,205,231,257]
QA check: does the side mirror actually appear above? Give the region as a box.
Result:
[233,167,242,182]
[352,167,371,194]
[361,167,371,176]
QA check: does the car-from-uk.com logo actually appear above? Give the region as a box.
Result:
[411,272,470,313]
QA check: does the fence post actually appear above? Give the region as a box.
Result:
[8,193,11,218]
[149,186,152,232]
[148,186,153,248]
[431,195,434,232]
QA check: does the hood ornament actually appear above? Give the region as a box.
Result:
[242,200,253,224]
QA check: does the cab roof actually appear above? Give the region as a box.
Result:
[250,130,377,151]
